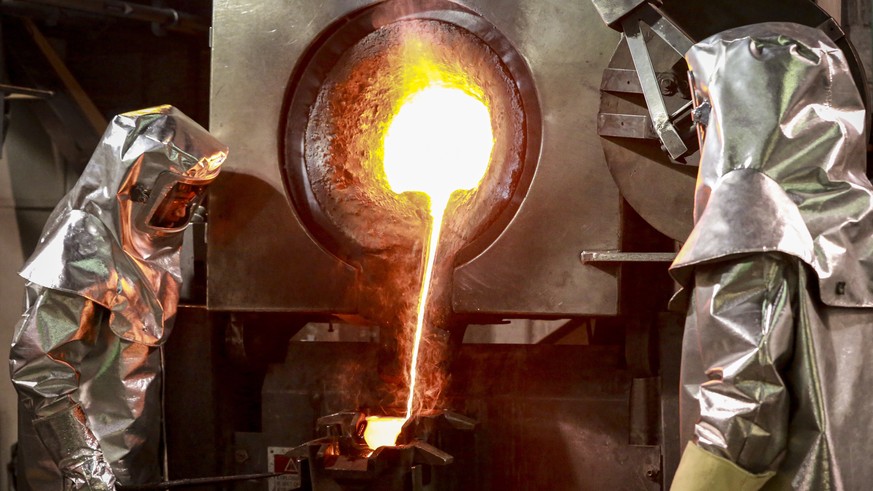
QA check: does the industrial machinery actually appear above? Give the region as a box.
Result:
[160,1,870,489]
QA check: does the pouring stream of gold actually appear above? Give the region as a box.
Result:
[364,84,493,450]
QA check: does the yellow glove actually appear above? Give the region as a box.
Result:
[671,443,775,491]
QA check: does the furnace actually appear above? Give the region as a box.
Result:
[208,0,614,320]
[207,2,630,487]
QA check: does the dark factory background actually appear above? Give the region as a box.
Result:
[0,1,870,491]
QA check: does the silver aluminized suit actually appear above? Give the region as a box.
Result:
[9,105,226,490]
[670,23,873,490]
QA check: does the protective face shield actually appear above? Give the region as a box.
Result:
[133,173,210,231]
[106,107,225,260]
[19,104,227,344]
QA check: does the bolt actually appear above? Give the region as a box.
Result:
[645,467,661,482]
[657,73,678,97]
[234,448,249,464]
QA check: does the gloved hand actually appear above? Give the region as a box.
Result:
[33,404,117,490]
[671,443,774,491]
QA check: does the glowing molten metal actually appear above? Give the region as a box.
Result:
[367,84,492,449]
[383,85,494,209]
[363,416,406,450]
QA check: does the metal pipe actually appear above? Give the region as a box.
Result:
[580,251,677,263]
[0,83,53,99]
[117,472,284,490]
[4,0,208,35]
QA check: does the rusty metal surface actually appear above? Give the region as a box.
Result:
[209,0,622,316]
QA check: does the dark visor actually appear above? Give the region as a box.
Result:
[148,181,208,229]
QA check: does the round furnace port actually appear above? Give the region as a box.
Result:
[281,0,541,267]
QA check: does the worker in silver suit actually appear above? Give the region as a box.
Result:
[9,105,227,490]
[669,22,873,490]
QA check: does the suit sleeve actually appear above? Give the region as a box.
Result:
[672,252,797,489]
[9,284,117,490]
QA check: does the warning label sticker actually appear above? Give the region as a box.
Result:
[267,447,301,491]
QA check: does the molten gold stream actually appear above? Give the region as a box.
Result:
[363,81,493,450]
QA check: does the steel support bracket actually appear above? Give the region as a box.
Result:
[597,113,657,139]
[593,1,695,159]
[622,16,687,159]
[590,0,646,28]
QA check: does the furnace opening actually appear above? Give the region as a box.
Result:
[383,85,494,205]
[280,0,541,443]
[283,12,530,281]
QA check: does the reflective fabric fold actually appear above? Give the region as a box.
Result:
[10,106,225,490]
[671,169,814,303]
[19,105,227,346]
[678,253,796,475]
[34,405,116,491]
[673,23,873,489]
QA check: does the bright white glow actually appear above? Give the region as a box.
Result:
[363,416,405,449]
[383,85,494,207]
[380,83,494,435]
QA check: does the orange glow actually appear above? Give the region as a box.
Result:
[363,416,406,449]
[405,194,446,416]
[382,83,493,438]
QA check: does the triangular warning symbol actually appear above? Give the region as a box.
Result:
[283,456,299,474]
